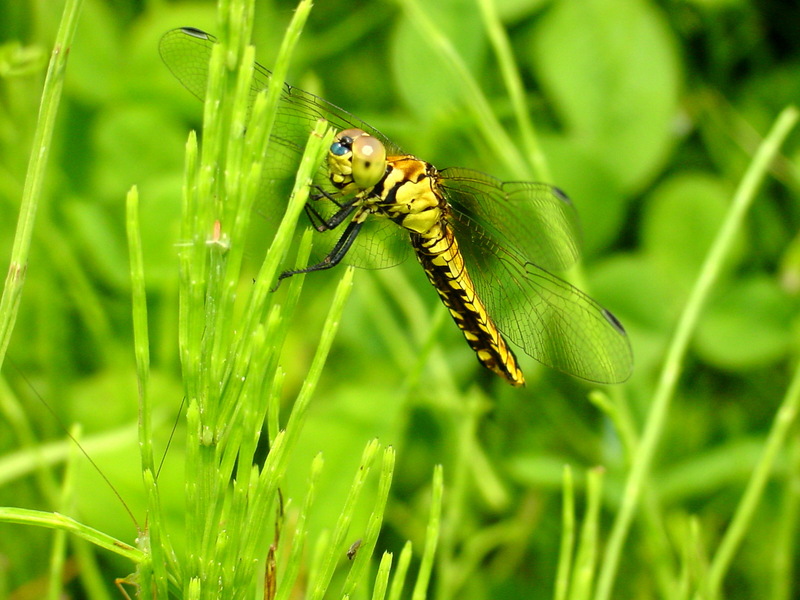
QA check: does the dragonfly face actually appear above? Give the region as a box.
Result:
[328,128,388,191]
[160,27,634,385]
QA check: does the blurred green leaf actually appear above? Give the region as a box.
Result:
[391,0,486,121]
[0,41,47,78]
[539,133,626,254]
[497,0,552,23]
[531,0,681,192]
[695,275,796,370]
[91,105,186,201]
[641,171,744,294]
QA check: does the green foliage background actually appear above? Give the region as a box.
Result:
[1,0,799,598]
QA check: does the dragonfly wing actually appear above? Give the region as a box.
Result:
[160,27,408,270]
[159,27,403,154]
[439,168,581,272]
[440,170,633,383]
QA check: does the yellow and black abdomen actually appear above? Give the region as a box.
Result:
[412,223,525,386]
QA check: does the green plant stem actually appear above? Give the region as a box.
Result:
[770,435,800,600]
[0,0,84,369]
[398,0,529,179]
[390,541,413,600]
[555,466,575,600]
[373,552,394,600]
[46,424,79,600]
[476,0,551,181]
[594,105,799,600]
[0,507,144,562]
[413,465,444,600]
[342,446,397,596]
[126,186,153,475]
[570,468,603,600]
[702,360,800,599]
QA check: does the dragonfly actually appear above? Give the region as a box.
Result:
[159,27,633,386]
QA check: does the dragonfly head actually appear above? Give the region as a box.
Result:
[328,128,387,191]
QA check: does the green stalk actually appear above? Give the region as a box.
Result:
[594,105,799,600]
[388,541,414,600]
[475,0,551,181]
[45,425,79,600]
[569,468,603,600]
[372,552,395,600]
[702,360,800,599]
[0,507,144,562]
[398,0,530,179]
[343,446,397,596]
[413,465,444,600]
[0,0,84,369]
[555,466,575,600]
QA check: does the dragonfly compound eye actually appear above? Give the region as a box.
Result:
[330,137,352,156]
[351,134,387,188]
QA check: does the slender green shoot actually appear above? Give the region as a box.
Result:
[569,468,603,600]
[702,359,800,599]
[397,0,530,179]
[0,0,84,370]
[125,182,170,593]
[342,446,397,596]
[555,466,576,600]
[475,0,551,181]
[0,507,144,562]
[372,552,395,600]
[594,105,799,600]
[413,464,444,600]
[388,541,414,600]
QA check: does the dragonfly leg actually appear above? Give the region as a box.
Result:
[277,217,365,283]
[310,185,348,208]
[304,198,359,232]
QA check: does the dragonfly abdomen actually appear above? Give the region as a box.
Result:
[412,224,525,386]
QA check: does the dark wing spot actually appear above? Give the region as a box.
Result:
[603,309,627,334]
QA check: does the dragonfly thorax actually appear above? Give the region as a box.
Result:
[327,128,387,193]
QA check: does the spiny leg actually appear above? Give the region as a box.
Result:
[277,216,366,283]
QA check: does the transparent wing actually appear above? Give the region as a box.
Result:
[159,27,409,270]
[440,169,633,383]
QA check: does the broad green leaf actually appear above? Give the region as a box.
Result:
[539,133,627,255]
[391,0,486,121]
[531,0,681,192]
[641,172,744,294]
[695,276,795,370]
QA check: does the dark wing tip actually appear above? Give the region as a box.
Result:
[602,308,627,335]
[601,308,634,383]
[180,26,212,39]
[552,186,573,205]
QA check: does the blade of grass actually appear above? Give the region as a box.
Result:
[594,105,799,600]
